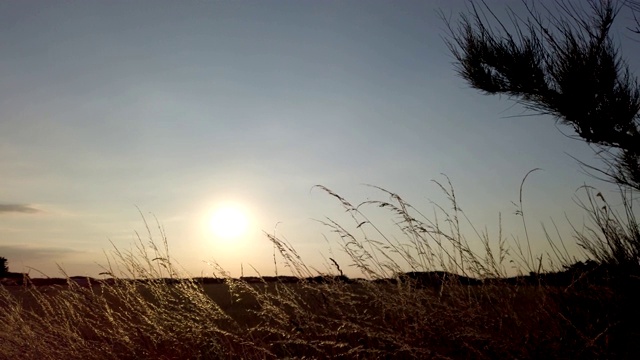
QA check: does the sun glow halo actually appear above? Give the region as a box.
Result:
[208,205,249,240]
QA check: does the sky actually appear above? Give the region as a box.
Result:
[1,0,638,278]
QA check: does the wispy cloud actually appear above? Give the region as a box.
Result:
[0,245,92,276]
[0,245,83,262]
[0,204,41,214]
[0,245,83,257]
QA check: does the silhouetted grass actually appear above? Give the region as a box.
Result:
[0,177,638,359]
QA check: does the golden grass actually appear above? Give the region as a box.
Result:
[0,178,638,359]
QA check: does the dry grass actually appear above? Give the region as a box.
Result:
[0,177,638,359]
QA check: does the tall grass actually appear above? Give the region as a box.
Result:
[573,186,640,271]
[0,177,638,359]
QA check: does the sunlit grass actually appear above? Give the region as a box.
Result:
[0,177,638,359]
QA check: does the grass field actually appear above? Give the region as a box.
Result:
[1,182,639,359]
[1,274,637,359]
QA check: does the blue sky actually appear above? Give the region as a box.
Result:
[0,0,635,278]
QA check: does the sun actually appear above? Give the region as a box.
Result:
[208,204,249,240]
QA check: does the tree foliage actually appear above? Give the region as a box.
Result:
[445,0,640,191]
[0,257,8,276]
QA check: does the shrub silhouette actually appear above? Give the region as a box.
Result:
[0,257,8,277]
[444,0,640,192]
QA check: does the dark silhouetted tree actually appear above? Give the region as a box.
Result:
[0,257,8,276]
[445,0,640,191]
